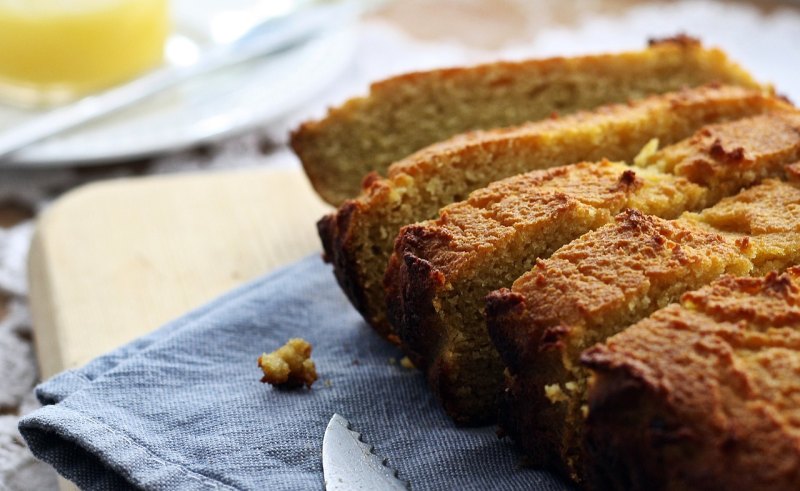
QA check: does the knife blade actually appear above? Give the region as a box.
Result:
[322,413,409,490]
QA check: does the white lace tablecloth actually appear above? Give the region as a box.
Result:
[2,2,799,488]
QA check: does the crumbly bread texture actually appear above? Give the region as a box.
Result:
[319,86,782,341]
[386,162,705,424]
[639,111,800,202]
[258,338,318,389]
[293,37,760,205]
[386,111,800,425]
[688,177,800,275]
[486,179,800,482]
[582,268,800,491]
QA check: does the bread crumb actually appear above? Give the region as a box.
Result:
[400,356,415,369]
[257,338,317,388]
[544,384,569,404]
[633,138,659,167]
[388,357,397,365]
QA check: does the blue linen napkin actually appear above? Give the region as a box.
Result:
[19,255,570,490]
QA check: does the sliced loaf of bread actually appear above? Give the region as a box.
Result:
[582,267,800,491]
[486,179,800,482]
[320,86,780,340]
[387,110,800,424]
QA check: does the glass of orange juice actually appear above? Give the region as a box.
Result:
[0,0,170,108]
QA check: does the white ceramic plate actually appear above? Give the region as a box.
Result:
[0,4,357,167]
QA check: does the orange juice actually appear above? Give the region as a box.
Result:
[0,0,169,107]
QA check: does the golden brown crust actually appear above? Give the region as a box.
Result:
[582,268,800,491]
[688,178,800,274]
[391,161,637,286]
[320,86,786,343]
[317,201,381,332]
[385,245,445,372]
[386,109,800,425]
[643,112,800,198]
[488,180,800,482]
[386,161,704,423]
[487,210,749,479]
[488,208,748,369]
[294,42,761,205]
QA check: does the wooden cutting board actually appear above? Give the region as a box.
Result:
[28,167,331,380]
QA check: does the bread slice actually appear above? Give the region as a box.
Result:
[293,37,760,205]
[386,162,706,424]
[694,176,800,275]
[386,110,800,424]
[319,86,781,340]
[582,267,800,491]
[486,179,800,482]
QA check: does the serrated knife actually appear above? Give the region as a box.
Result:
[322,413,409,490]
